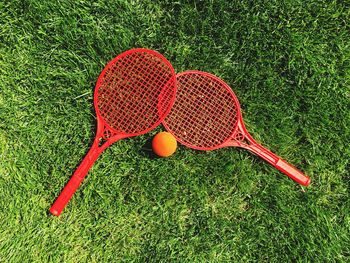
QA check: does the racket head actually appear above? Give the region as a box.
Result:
[94,48,176,138]
[163,70,242,150]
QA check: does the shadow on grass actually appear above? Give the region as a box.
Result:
[140,136,159,160]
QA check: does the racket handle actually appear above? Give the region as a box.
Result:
[247,144,311,186]
[50,145,101,216]
[275,159,311,186]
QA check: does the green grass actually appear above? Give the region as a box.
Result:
[1,0,350,261]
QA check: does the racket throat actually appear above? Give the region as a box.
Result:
[228,132,252,148]
[224,131,279,166]
[234,132,279,165]
[96,123,128,150]
[223,128,254,148]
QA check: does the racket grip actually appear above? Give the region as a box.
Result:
[275,159,310,186]
[247,144,310,186]
[50,146,100,216]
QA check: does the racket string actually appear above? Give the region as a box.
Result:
[97,51,175,134]
[164,72,238,148]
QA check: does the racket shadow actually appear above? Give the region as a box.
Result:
[140,136,159,160]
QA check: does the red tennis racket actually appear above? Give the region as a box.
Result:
[50,48,176,216]
[163,71,310,186]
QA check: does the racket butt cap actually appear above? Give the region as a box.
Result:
[303,177,311,187]
[276,159,311,187]
[49,208,61,216]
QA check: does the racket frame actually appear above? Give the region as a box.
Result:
[163,70,310,186]
[50,48,176,216]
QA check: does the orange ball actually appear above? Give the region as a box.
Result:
[152,132,177,157]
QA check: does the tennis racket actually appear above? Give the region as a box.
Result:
[50,48,176,216]
[163,70,310,186]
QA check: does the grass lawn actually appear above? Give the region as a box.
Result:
[1,0,350,261]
